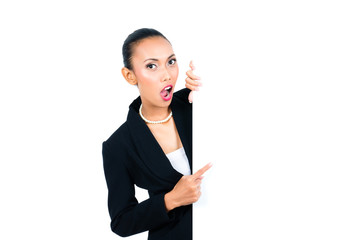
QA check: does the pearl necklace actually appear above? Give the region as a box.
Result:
[139,104,172,124]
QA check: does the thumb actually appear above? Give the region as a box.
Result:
[190,60,195,71]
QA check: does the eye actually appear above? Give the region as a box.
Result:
[168,58,177,65]
[146,63,157,70]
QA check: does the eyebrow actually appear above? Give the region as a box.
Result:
[143,53,176,62]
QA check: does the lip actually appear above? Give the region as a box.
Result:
[160,84,173,101]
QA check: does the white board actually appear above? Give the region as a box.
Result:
[193,2,360,239]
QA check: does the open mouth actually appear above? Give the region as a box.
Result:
[160,85,173,101]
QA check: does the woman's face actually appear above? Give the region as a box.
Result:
[130,36,179,108]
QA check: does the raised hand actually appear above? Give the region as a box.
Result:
[185,60,202,103]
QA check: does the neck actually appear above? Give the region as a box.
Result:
[140,102,171,122]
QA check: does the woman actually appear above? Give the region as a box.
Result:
[102,28,211,240]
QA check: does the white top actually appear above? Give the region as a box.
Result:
[166,147,191,176]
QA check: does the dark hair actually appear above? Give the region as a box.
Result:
[122,28,170,70]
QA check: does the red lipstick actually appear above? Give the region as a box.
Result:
[160,85,173,101]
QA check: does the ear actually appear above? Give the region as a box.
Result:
[121,67,138,85]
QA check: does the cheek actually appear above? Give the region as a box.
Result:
[136,69,156,86]
[135,70,160,96]
[171,66,179,80]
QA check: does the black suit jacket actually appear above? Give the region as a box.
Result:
[102,88,193,240]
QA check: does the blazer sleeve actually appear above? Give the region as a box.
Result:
[102,141,173,237]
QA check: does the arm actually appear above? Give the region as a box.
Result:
[102,141,172,237]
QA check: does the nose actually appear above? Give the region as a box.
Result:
[161,68,171,82]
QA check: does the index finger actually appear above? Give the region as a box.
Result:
[193,162,212,178]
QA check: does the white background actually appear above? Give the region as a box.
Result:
[1,1,359,240]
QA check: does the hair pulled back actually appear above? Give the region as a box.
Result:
[122,28,170,70]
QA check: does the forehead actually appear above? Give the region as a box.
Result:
[132,37,174,60]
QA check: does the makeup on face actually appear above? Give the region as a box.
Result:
[131,37,179,106]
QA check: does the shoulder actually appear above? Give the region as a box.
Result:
[173,88,191,104]
[103,121,131,156]
[171,88,192,113]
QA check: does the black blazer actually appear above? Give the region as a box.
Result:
[102,88,193,240]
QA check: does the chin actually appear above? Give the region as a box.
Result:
[160,99,172,107]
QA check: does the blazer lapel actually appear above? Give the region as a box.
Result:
[171,97,193,172]
[126,97,183,185]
